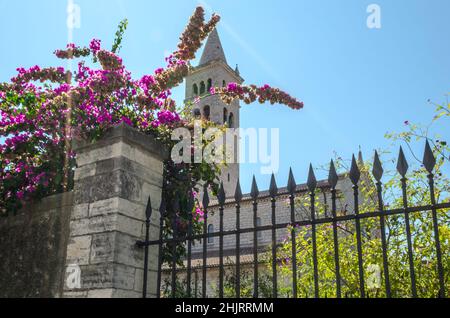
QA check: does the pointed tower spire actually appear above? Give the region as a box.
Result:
[199,28,227,66]
[235,64,240,76]
[358,147,364,165]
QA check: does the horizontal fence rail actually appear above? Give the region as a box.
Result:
[137,141,449,298]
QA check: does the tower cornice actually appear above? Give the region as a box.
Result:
[190,60,244,84]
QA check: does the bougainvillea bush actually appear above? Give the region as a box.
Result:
[0,7,303,267]
[0,7,303,216]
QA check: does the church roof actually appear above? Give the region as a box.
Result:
[207,173,348,207]
[199,28,227,66]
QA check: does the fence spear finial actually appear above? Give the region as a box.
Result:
[145,195,152,220]
[372,151,384,182]
[218,182,226,205]
[269,173,278,197]
[397,146,409,177]
[328,160,338,188]
[234,179,243,202]
[287,168,297,194]
[349,154,361,185]
[423,140,436,173]
[250,176,259,199]
[307,164,317,191]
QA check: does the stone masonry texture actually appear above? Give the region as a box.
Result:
[0,193,73,297]
[63,123,168,298]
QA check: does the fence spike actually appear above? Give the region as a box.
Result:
[202,185,210,209]
[250,176,259,199]
[145,195,152,220]
[349,155,361,185]
[307,164,317,191]
[218,182,226,205]
[234,179,243,202]
[328,160,338,188]
[372,151,384,182]
[423,140,436,173]
[397,146,409,177]
[287,168,297,194]
[269,173,278,197]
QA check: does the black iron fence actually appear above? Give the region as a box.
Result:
[137,141,449,298]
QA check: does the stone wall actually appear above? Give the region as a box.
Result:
[0,124,167,298]
[0,193,73,297]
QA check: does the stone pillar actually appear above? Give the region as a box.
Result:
[63,123,168,298]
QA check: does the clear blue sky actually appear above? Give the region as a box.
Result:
[1,0,449,193]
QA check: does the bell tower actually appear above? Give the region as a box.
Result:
[185,28,243,196]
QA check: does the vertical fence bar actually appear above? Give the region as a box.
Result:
[287,168,298,298]
[218,183,226,298]
[202,188,209,298]
[372,152,391,298]
[171,198,180,298]
[139,196,152,299]
[328,160,341,298]
[423,141,446,297]
[397,147,417,298]
[156,199,166,299]
[194,270,198,298]
[186,196,194,298]
[235,180,243,298]
[251,176,260,298]
[428,176,445,297]
[349,155,365,298]
[269,174,278,298]
[307,165,319,298]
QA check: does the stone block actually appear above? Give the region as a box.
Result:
[71,204,89,220]
[63,291,88,298]
[76,142,122,167]
[74,163,96,181]
[113,263,136,290]
[112,289,142,298]
[89,198,119,217]
[66,235,92,266]
[116,214,145,238]
[87,289,114,298]
[69,214,116,237]
[90,232,115,265]
[117,198,145,220]
[79,263,114,290]
[114,232,145,269]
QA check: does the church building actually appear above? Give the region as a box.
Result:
[168,28,357,297]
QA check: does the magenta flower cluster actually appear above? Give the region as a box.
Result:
[89,39,101,54]
[151,109,181,128]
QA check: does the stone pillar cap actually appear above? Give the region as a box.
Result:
[72,123,169,160]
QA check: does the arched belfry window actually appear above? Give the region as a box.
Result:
[193,108,201,118]
[193,83,198,96]
[228,112,234,128]
[203,105,210,121]
[223,108,228,125]
[207,79,212,92]
[200,81,206,95]
[208,224,214,243]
